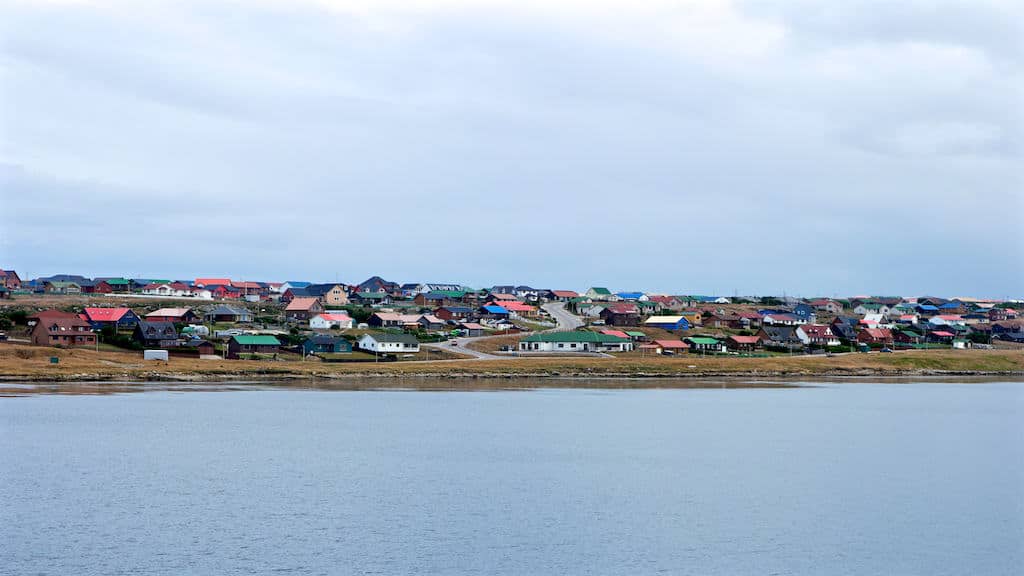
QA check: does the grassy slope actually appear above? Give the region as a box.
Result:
[1,343,1021,381]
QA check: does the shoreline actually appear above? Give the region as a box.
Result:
[2,344,1022,383]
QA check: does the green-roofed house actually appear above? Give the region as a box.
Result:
[684,336,725,353]
[585,287,614,301]
[43,281,81,294]
[227,334,281,359]
[625,330,648,342]
[519,331,633,353]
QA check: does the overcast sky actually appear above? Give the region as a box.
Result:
[1,0,1021,297]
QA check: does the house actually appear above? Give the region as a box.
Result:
[549,290,579,301]
[684,336,725,353]
[854,303,891,316]
[415,290,466,306]
[44,281,81,294]
[498,301,538,318]
[142,282,193,297]
[647,295,684,311]
[761,313,805,326]
[204,304,254,323]
[651,339,689,354]
[30,316,96,347]
[858,328,894,346]
[702,312,742,329]
[600,303,641,326]
[305,284,350,307]
[285,297,324,321]
[350,291,392,306]
[100,278,132,293]
[280,281,311,294]
[459,322,486,337]
[418,314,445,331]
[801,324,841,347]
[133,321,180,348]
[358,333,420,354]
[894,330,922,347]
[435,306,474,321]
[369,312,421,329]
[758,326,809,349]
[356,276,399,295]
[643,315,691,331]
[927,330,956,344]
[616,292,647,301]
[310,313,354,330]
[226,334,281,359]
[726,335,762,352]
[929,315,966,327]
[182,339,217,356]
[80,279,114,294]
[808,299,843,314]
[145,308,199,324]
[479,305,511,319]
[82,307,140,330]
[599,329,631,339]
[0,269,22,290]
[302,334,352,355]
[792,303,817,323]
[194,278,232,289]
[518,331,633,352]
[585,287,614,301]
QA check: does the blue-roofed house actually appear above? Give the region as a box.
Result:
[479,305,510,319]
[616,292,647,301]
[916,304,940,316]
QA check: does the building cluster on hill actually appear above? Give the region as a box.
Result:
[2,267,1021,360]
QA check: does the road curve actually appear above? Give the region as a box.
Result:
[422,302,584,360]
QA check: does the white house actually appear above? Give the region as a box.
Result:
[358,333,420,354]
[142,282,193,298]
[854,303,891,316]
[310,313,354,330]
[518,331,633,352]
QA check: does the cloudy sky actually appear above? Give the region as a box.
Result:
[1,0,1020,297]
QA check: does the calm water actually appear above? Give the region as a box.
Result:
[2,380,1022,575]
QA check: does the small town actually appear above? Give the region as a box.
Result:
[1,268,1021,375]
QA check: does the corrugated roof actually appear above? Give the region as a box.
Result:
[84,307,131,322]
[232,335,280,345]
[521,331,628,343]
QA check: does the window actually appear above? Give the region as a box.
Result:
[571,343,577,348]
[558,343,564,348]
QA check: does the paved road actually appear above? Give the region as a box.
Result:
[422,302,584,360]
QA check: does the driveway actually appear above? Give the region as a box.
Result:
[422,302,585,360]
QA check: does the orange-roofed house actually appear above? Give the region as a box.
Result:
[857,328,893,346]
[82,307,140,329]
[285,297,324,321]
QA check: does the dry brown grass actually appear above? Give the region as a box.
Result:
[0,342,1021,382]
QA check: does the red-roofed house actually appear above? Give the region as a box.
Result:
[652,339,689,354]
[726,335,762,352]
[195,278,231,288]
[83,307,140,329]
[857,328,893,346]
[309,313,353,330]
[600,329,631,339]
[499,301,538,318]
[549,290,579,301]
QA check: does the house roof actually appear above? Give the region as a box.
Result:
[551,290,579,298]
[499,302,535,312]
[861,328,892,338]
[604,303,639,315]
[482,305,509,314]
[488,293,518,301]
[206,304,250,316]
[195,278,231,286]
[727,335,762,344]
[644,315,686,324]
[653,339,689,349]
[625,331,647,337]
[363,333,419,344]
[231,335,280,345]
[588,287,611,295]
[441,306,474,313]
[83,307,133,322]
[931,330,955,337]
[145,308,192,318]
[38,317,93,332]
[285,297,321,311]
[600,329,631,339]
[460,322,486,330]
[685,337,720,345]
[317,313,352,322]
[521,331,628,343]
